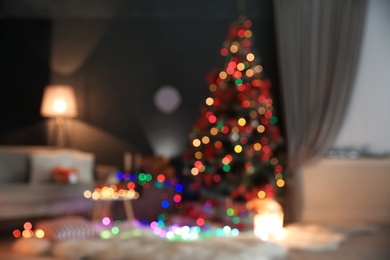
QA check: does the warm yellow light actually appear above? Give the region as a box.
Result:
[40,85,78,118]
[258,191,266,199]
[237,63,245,71]
[53,99,67,113]
[191,167,199,176]
[234,145,243,153]
[205,97,214,106]
[84,190,92,199]
[192,139,201,147]
[202,136,210,144]
[230,45,238,53]
[35,229,45,239]
[238,118,246,126]
[246,53,255,62]
[276,179,285,187]
[22,230,33,238]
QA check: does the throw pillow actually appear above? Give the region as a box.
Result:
[36,216,97,242]
[30,151,72,183]
[51,166,79,184]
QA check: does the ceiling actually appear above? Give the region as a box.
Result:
[1,0,272,20]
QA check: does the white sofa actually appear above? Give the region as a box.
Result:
[0,146,95,220]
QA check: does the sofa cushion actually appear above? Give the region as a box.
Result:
[0,183,95,220]
[0,149,30,183]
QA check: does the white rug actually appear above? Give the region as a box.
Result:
[12,223,375,259]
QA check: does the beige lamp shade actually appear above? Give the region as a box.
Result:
[41,85,78,118]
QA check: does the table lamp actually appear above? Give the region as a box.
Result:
[40,84,78,146]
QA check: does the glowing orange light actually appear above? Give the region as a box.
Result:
[210,127,218,135]
[219,71,227,79]
[195,151,203,159]
[244,30,252,38]
[257,125,265,133]
[202,136,210,144]
[246,69,254,77]
[276,179,285,187]
[254,143,262,151]
[258,107,266,114]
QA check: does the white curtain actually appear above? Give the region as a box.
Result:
[273,0,367,221]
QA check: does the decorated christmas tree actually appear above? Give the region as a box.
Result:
[184,16,285,204]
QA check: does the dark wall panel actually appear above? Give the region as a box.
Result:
[0,19,51,144]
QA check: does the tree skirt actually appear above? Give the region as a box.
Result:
[12,223,375,260]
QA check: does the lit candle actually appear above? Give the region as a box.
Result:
[248,198,284,241]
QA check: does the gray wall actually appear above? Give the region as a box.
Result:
[0,0,282,167]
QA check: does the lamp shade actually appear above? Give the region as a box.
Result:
[41,85,78,118]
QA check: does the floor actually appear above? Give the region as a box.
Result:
[0,224,389,259]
